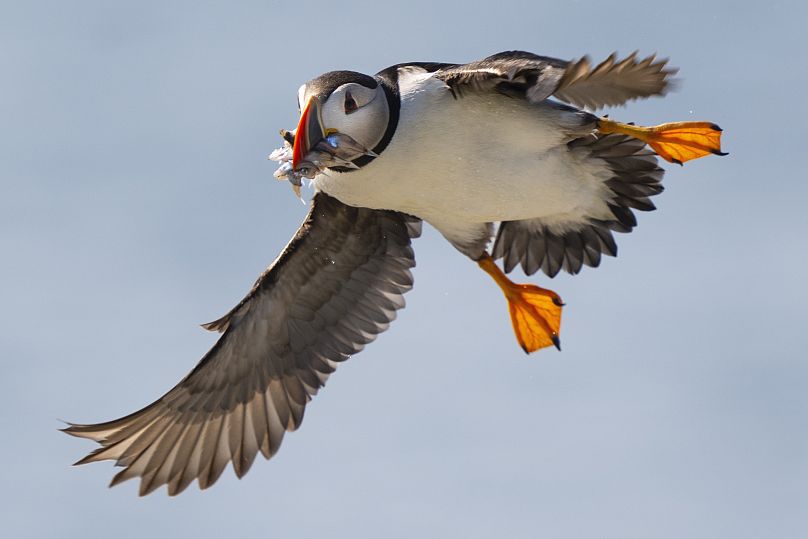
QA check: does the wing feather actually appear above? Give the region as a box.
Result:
[64,193,420,495]
[433,50,676,109]
[554,52,677,109]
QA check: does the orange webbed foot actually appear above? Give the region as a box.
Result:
[478,255,563,353]
[598,118,727,165]
[506,282,563,353]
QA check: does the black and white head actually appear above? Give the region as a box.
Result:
[290,71,395,172]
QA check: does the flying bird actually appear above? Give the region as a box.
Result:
[64,50,725,495]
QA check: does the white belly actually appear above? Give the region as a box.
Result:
[315,72,613,237]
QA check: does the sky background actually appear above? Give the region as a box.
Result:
[3,1,807,537]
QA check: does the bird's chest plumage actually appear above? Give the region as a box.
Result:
[315,72,609,229]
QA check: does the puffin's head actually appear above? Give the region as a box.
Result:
[291,71,391,172]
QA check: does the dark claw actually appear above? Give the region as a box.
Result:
[712,150,729,156]
[671,158,683,166]
[551,335,562,351]
[553,298,565,307]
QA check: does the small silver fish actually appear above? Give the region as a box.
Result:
[269,142,320,198]
[269,131,378,198]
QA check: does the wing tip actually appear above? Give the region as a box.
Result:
[556,50,681,109]
[60,422,98,440]
[201,315,231,333]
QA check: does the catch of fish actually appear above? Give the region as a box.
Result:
[269,130,377,198]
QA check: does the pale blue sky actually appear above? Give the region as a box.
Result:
[3,1,807,537]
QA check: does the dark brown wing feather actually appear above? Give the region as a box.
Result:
[553,52,677,109]
[63,193,420,496]
[434,50,676,109]
[436,51,568,103]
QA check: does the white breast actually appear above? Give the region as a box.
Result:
[315,69,615,241]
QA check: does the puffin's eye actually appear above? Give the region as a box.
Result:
[344,92,358,114]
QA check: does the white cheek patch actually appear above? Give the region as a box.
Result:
[320,97,345,131]
[297,85,308,110]
[347,84,378,109]
[319,86,389,151]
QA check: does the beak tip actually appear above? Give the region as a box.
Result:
[291,99,313,168]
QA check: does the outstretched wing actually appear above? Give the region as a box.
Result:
[64,193,421,496]
[435,50,676,109]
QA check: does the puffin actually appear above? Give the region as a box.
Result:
[64,51,725,495]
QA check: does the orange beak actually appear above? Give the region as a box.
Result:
[292,97,325,168]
